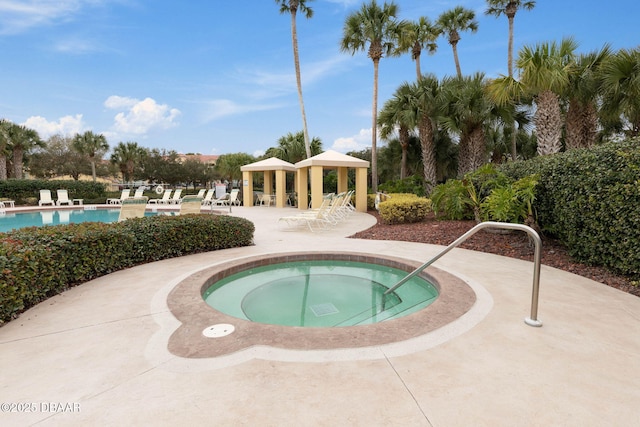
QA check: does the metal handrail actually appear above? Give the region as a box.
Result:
[383,221,543,327]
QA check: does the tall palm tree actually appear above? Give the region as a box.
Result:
[436,6,478,78]
[565,45,611,149]
[378,82,415,179]
[409,73,442,194]
[397,17,441,81]
[72,130,109,182]
[340,0,406,193]
[440,73,494,176]
[485,0,535,160]
[110,141,146,182]
[0,120,43,179]
[488,38,577,156]
[600,47,640,137]
[276,0,314,159]
[485,0,535,77]
[266,130,322,164]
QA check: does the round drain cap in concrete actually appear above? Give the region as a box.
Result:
[202,323,235,338]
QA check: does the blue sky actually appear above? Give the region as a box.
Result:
[0,0,638,157]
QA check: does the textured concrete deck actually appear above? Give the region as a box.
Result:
[1,206,639,426]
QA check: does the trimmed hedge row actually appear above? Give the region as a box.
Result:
[378,193,432,225]
[0,214,255,325]
[499,139,640,278]
[0,179,107,205]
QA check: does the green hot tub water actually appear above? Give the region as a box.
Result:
[203,260,438,327]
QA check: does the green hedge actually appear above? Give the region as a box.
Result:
[0,179,107,205]
[499,139,640,277]
[0,214,255,325]
[378,193,431,225]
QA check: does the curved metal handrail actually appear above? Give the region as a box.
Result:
[383,221,543,327]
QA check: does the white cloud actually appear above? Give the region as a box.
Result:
[330,128,373,153]
[0,0,107,35]
[22,114,85,138]
[104,96,181,135]
[201,99,281,122]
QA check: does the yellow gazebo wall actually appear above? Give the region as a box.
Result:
[242,171,254,207]
[297,164,368,213]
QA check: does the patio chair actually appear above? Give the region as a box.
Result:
[228,189,240,206]
[117,197,148,222]
[278,197,334,232]
[133,187,145,198]
[211,192,229,206]
[179,195,203,215]
[196,189,206,198]
[149,189,172,204]
[169,189,183,204]
[56,189,73,206]
[38,189,55,206]
[201,189,215,206]
[107,189,131,205]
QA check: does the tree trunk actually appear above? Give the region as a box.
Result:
[0,155,7,180]
[419,115,436,194]
[468,126,486,171]
[413,42,422,81]
[399,125,409,179]
[451,41,462,78]
[582,102,598,147]
[535,90,563,155]
[290,10,311,159]
[371,58,379,193]
[565,98,583,150]
[13,147,23,179]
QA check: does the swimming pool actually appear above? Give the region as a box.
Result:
[0,208,175,233]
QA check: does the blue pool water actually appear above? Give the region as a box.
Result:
[0,208,174,233]
[203,260,439,327]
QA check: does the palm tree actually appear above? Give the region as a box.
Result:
[436,6,478,78]
[110,141,146,182]
[485,0,536,160]
[72,130,109,182]
[266,131,322,164]
[276,0,314,158]
[440,73,494,176]
[410,74,442,194]
[485,1,535,77]
[0,120,43,179]
[488,38,577,156]
[600,47,640,137]
[340,0,406,193]
[378,83,416,179]
[397,17,441,81]
[565,45,612,149]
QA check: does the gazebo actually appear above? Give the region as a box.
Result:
[294,150,369,212]
[240,157,296,208]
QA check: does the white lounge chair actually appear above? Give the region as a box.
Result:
[228,189,240,206]
[117,197,148,222]
[211,192,229,206]
[201,189,215,206]
[133,187,145,198]
[179,195,203,215]
[38,189,55,206]
[196,189,206,198]
[149,189,172,204]
[107,189,131,205]
[56,189,73,206]
[169,189,183,204]
[278,197,335,232]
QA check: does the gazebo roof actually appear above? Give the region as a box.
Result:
[240,157,296,172]
[295,150,370,169]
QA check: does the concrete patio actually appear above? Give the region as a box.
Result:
[0,206,638,426]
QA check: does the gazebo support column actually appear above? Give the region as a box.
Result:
[310,165,324,209]
[355,167,367,212]
[275,170,287,208]
[337,167,348,194]
[242,171,254,207]
[297,167,308,210]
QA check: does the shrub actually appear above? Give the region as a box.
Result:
[0,214,255,325]
[379,175,426,197]
[378,193,431,224]
[499,139,640,277]
[0,179,107,205]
